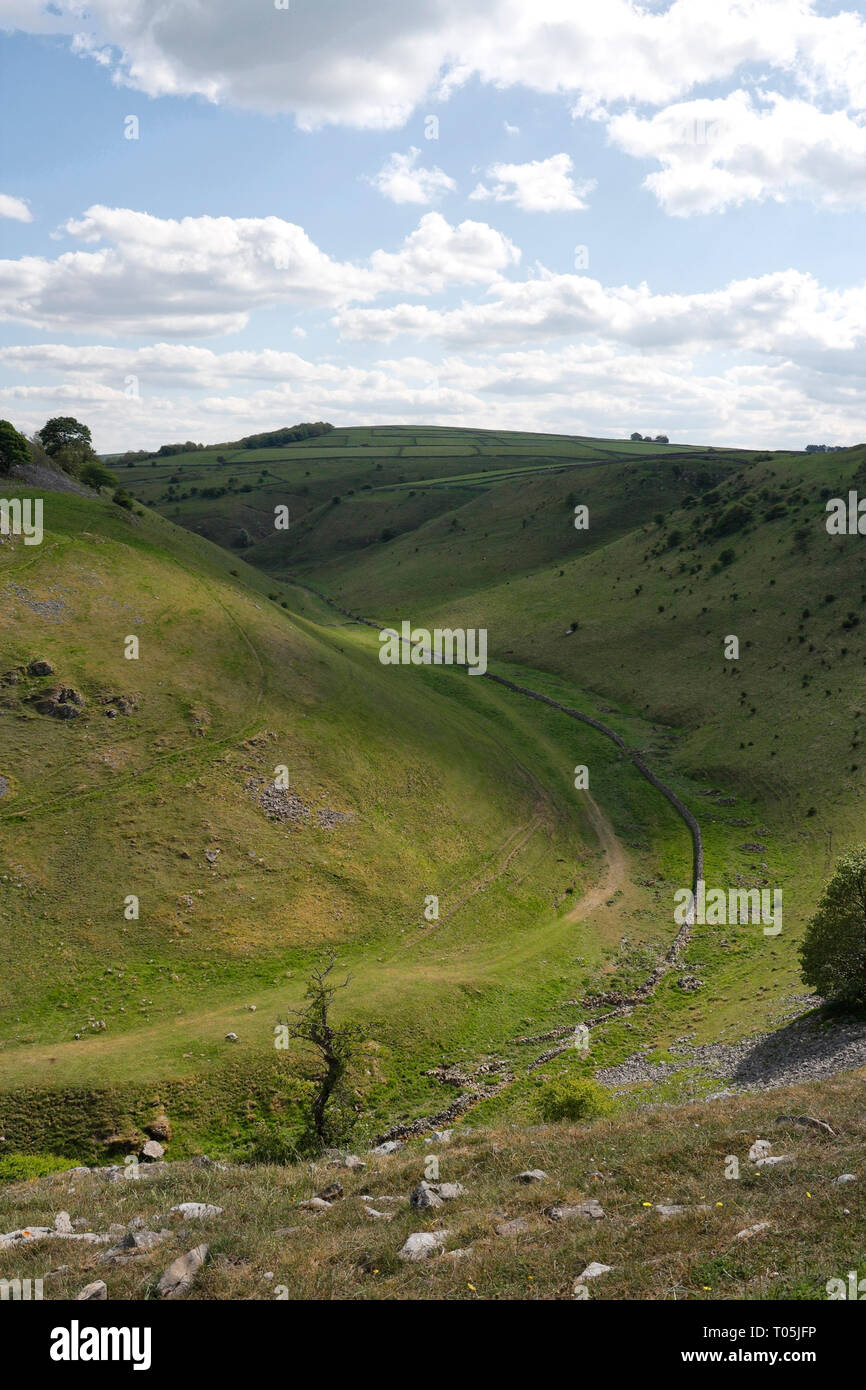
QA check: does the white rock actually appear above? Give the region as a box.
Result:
[512,1169,548,1183]
[371,1140,402,1155]
[755,1154,794,1168]
[734,1221,771,1240]
[748,1139,772,1161]
[398,1230,449,1262]
[435,1183,465,1201]
[577,1261,612,1282]
[169,1203,223,1220]
[54,1211,73,1234]
[834,1173,857,1185]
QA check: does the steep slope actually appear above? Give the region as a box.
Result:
[2,481,672,1155]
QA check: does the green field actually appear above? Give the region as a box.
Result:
[2,423,865,1169]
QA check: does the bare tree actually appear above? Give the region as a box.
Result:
[283,957,359,1149]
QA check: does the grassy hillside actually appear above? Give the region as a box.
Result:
[130,427,866,1049]
[0,478,688,1159]
[2,1069,863,1302]
[4,423,866,1197]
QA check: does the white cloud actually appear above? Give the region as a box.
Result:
[469,153,595,212]
[368,147,457,204]
[369,213,520,293]
[608,90,866,213]
[335,267,866,372]
[0,207,519,337]
[0,193,33,222]
[5,0,866,126]
[503,121,520,136]
[1,338,861,452]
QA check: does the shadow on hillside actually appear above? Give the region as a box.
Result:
[731,1008,866,1088]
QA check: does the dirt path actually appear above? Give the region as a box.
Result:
[565,792,627,922]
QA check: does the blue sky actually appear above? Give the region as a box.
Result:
[1,0,864,451]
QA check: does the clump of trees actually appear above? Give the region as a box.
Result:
[239,422,334,451]
[800,849,866,1003]
[38,416,99,475]
[0,419,29,475]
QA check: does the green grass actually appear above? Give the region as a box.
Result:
[1,1069,863,1301]
[3,422,865,1173]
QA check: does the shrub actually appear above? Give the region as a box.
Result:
[238,1124,302,1166]
[537,1076,612,1123]
[0,1152,77,1184]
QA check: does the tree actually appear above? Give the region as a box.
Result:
[630,431,643,441]
[800,849,866,1003]
[39,416,92,458]
[281,958,361,1151]
[79,461,118,490]
[0,419,29,475]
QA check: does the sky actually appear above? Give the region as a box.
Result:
[0,0,864,453]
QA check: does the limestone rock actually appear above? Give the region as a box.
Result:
[76,1281,107,1301]
[495,1217,529,1236]
[545,1199,605,1222]
[398,1230,449,1261]
[410,1181,443,1210]
[169,1203,223,1220]
[748,1139,772,1161]
[156,1244,208,1299]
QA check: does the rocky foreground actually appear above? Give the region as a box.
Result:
[1,1069,863,1301]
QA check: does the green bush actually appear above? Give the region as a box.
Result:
[238,1124,301,1165]
[0,1152,77,1184]
[537,1076,611,1123]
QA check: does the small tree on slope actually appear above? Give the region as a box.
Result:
[283,957,361,1152]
